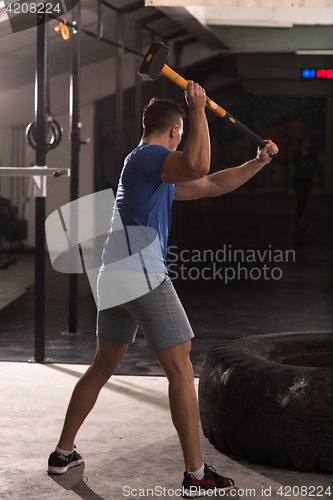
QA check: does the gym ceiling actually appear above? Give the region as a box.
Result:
[0,0,332,94]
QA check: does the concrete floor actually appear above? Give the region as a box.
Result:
[0,361,332,500]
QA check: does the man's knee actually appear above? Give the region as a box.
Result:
[92,340,127,378]
[155,342,194,381]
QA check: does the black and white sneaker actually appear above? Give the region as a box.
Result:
[182,464,235,497]
[48,445,84,475]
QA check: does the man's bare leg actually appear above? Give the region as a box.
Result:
[57,338,128,451]
[154,339,203,472]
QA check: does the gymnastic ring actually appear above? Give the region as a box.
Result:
[47,120,63,150]
[199,331,333,471]
[26,119,63,151]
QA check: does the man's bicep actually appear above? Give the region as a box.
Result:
[161,152,207,184]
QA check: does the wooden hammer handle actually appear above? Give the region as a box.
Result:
[162,64,227,119]
[161,64,266,149]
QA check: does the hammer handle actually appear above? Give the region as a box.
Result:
[161,64,266,149]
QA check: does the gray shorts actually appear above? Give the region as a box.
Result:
[96,276,194,351]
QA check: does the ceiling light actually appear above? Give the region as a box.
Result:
[296,50,333,55]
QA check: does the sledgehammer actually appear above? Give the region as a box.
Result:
[139,42,266,149]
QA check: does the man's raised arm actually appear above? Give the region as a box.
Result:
[174,140,279,201]
[161,81,211,184]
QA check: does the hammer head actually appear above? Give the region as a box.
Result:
[139,42,170,81]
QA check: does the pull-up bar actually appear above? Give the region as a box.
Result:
[0,167,70,177]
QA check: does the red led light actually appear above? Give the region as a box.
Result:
[316,69,333,79]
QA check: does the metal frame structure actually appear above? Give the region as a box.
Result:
[0,0,194,363]
[0,11,71,363]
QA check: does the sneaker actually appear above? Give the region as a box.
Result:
[182,464,235,497]
[48,445,84,475]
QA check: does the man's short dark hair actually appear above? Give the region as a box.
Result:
[142,98,186,137]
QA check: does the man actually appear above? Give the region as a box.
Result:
[48,81,278,497]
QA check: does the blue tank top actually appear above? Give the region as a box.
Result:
[100,142,174,274]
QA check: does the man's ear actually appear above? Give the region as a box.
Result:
[170,124,178,138]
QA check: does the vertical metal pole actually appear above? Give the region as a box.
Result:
[34,11,48,363]
[115,12,124,180]
[325,94,333,195]
[98,0,103,39]
[174,42,185,111]
[15,127,20,209]
[135,21,142,143]
[10,127,14,202]
[68,1,81,334]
